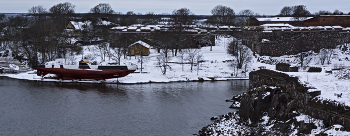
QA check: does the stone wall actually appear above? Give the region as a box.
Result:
[249,70,307,109]
[250,69,350,131]
[244,31,346,57]
[302,106,350,130]
[276,63,291,72]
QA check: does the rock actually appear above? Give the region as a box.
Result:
[210,116,219,120]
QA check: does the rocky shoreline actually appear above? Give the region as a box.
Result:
[198,86,350,135]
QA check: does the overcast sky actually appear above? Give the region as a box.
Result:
[0,0,349,15]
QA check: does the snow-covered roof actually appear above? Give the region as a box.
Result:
[140,27,151,30]
[130,24,144,27]
[319,15,350,17]
[261,39,270,43]
[96,20,115,26]
[110,26,127,30]
[260,23,293,27]
[332,26,343,29]
[256,17,313,22]
[69,21,92,30]
[184,29,198,32]
[128,27,137,30]
[343,27,350,30]
[219,26,229,28]
[196,19,207,25]
[129,40,151,48]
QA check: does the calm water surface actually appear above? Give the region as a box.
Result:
[0,77,248,136]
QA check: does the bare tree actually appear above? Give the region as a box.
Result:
[172,8,195,27]
[227,38,238,56]
[97,42,109,61]
[151,31,175,74]
[179,50,186,71]
[49,2,75,28]
[227,39,252,69]
[142,12,158,25]
[291,5,311,26]
[80,21,94,47]
[236,9,257,26]
[292,5,311,17]
[314,10,332,15]
[279,6,293,16]
[110,48,123,64]
[333,9,344,15]
[294,32,311,67]
[318,50,326,65]
[157,52,172,75]
[49,2,75,15]
[199,33,213,51]
[0,14,5,29]
[209,5,235,26]
[196,54,203,75]
[137,55,149,73]
[108,33,130,64]
[29,5,47,14]
[186,48,201,72]
[90,3,114,14]
[119,11,138,26]
[318,48,332,65]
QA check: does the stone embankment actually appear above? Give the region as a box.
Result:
[199,69,350,135]
[249,69,350,130]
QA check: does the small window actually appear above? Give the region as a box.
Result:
[323,19,325,22]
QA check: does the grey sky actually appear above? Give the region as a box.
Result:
[0,0,349,15]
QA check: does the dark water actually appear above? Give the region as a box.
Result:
[0,77,248,136]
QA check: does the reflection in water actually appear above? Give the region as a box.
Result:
[28,81,129,95]
[0,77,248,136]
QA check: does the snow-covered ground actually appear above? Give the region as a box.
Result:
[287,71,350,107]
[4,37,251,83]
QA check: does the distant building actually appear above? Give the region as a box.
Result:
[249,17,312,26]
[303,15,350,27]
[66,21,92,37]
[249,15,350,27]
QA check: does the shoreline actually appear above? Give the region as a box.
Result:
[1,72,249,85]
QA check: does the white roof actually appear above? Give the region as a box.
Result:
[129,40,151,48]
[69,21,92,30]
[96,20,114,26]
[111,26,127,29]
[333,26,343,28]
[184,29,198,32]
[256,17,313,22]
[130,24,144,27]
[260,23,293,27]
[128,27,137,30]
[261,39,270,43]
[219,26,229,28]
[140,27,151,30]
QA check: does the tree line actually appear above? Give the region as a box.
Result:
[0,2,348,73]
